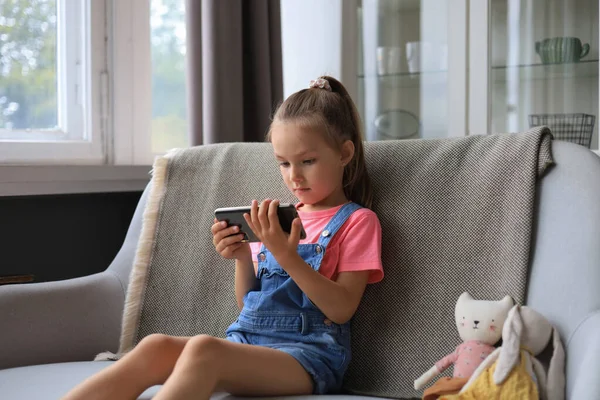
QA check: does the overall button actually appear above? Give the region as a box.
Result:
[315,245,322,254]
[258,253,266,261]
[321,230,330,237]
[323,319,333,326]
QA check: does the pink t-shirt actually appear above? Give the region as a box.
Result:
[435,340,495,378]
[250,202,384,284]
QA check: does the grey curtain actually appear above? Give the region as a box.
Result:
[186,0,283,145]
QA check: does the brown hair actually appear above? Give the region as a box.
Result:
[266,76,373,209]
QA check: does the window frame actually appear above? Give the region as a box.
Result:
[110,0,153,166]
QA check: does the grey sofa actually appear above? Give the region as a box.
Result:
[0,140,599,399]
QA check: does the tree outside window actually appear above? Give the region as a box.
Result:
[0,0,58,132]
[151,0,188,153]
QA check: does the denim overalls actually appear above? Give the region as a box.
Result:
[225,202,362,394]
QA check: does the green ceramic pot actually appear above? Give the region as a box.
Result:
[535,37,590,64]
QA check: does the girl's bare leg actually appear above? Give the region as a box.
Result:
[62,334,191,400]
[153,335,313,400]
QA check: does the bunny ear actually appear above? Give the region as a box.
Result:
[546,327,566,400]
[494,305,523,384]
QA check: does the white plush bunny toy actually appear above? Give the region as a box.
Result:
[452,305,566,400]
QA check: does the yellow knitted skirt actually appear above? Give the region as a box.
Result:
[439,351,539,400]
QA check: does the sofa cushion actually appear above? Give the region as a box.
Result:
[0,361,391,400]
[0,361,157,399]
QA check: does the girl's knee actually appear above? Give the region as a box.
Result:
[137,333,179,352]
[134,333,185,365]
[182,335,223,366]
[130,334,185,383]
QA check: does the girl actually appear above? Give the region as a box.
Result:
[63,76,383,400]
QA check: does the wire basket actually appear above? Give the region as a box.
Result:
[529,113,595,148]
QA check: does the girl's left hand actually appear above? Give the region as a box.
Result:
[243,199,303,262]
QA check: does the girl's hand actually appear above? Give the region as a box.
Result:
[212,218,251,261]
[244,199,303,262]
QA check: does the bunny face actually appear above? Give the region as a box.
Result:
[455,292,514,344]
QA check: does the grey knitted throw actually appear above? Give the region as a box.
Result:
[102,127,554,399]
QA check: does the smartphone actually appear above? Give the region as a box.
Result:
[214,203,307,242]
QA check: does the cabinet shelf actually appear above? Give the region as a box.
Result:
[491,60,599,82]
[358,70,448,88]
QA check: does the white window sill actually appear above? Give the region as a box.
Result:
[0,165,151,197]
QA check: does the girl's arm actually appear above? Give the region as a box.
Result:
[212,218,259,310]
[234,255,259,311]
[243,199,374,323]
[276,252,369,324]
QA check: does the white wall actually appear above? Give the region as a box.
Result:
[281,0,353,99]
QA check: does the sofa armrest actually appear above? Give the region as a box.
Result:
[0,271,124,370]
[567,310,600,399]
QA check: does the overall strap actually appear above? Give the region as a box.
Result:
[317,202,363,248]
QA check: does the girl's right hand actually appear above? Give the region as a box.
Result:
[212,218,251,260]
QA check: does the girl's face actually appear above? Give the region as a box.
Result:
[270,122,354,212]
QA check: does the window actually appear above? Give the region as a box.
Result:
[0,0,106,164]
[111,0,188,165]
[0,0,59,133]
[150,0,187,154]
[0,0,188,166]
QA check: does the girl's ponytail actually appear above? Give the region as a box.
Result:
[322,76,373,209]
